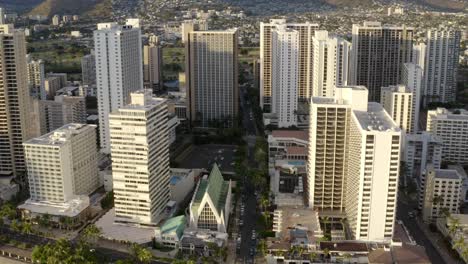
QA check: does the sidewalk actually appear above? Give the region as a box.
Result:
[415,218,464,264]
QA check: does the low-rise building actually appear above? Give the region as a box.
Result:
[422,164,463,222]
[154,215,187,248]
[189,164,232,234]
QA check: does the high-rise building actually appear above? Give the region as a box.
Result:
[109,90,170,225]
[185,29,238,128]
[427,108,468,164]
[312,31,350,97]
[81,53,96,86]
[44,76,62,100]
[0,24,36,179]
[23,124,98,201]
[19,124,99,218]
[307,86,368,212]
[422,164,462,222]
[380,85,413,133]
[94,22,143,153]
[181,19,208,43]
[271,25,298,128]
[404,132,443,209]
[349,22,413,102]
[27,55,45,99]
[260,19,319,112]
[402,63,423,133]
[0,8,5,24]
[422,29,461,105]
[143,34,162,92]
[52,15,60,26]
[47,73,67,87]
[412,43,426,69]
[345,101,402,242]
[39,95,87,134]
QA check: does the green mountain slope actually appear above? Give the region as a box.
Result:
[27,0,108,16]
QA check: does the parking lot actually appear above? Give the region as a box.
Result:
[178,144,237,173]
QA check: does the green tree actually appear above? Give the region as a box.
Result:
[309,251,317,261]
[11,219,22,232]
[82,224,102,245]
[131,243,153,264]
[257,239,267,256]
[22,221,33,234]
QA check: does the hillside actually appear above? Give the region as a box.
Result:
[0,0,43,12]
[27,0,108,17]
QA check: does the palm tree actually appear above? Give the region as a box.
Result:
[260,195,269,212]
[432,195,443,206]
[257,239,267,256]
[131,243,153,264]
[448,216,460,236]
[323,248,330,260]
[11,219,22,232]
[322,216,330,235]
[453,236,466,251]
[22,221,33,234]
[309,252,317,261]
[82,224,102,245]
[342,253,352,263]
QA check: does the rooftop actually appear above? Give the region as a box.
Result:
[271,130,308,141]
[18,195,90,218]
[275,206,321,243]
[95,208,155,244]
[368,244,430,264]
[429,108,468,120]
[320,241,369,252]
[433,169,462,180]
[112,90,166,112]
[353,103,400,132]
[24,123,95,146]
[159,215,186,238]
[191,164,229,216]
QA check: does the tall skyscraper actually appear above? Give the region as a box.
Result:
[380,85,413,133]
[422,29,461,105]
[0,8,5,25]
[20,124,99,217]
[94,22,143,153]
[27,55,45,99]
[307,86,368,212]
[81,53,96,86]
[349,22,413,102]
[185,29,238,128]
[260,19,319,112]
[312,31,350,97]
[345,100,402,242]
[402,63,423,133]
[0,24,35,179]
[271,25,298,128]
[109,90,170,225]
[143,34,162,92]
[427,108,468,164]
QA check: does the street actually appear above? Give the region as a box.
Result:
[397,199,446,263]
[237,85,260,263]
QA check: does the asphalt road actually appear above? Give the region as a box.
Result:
[397,199,446,264]
[237,86,260,263]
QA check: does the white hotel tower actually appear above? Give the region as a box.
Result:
[271,25,299,128]
[308,86,402,242]
[94,21,143,153]
[312,30,350,98]
[109,90,170,225]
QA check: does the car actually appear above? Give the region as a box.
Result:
[240,220,244,226]
[249,248,255,256]
[408,212,415,218]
